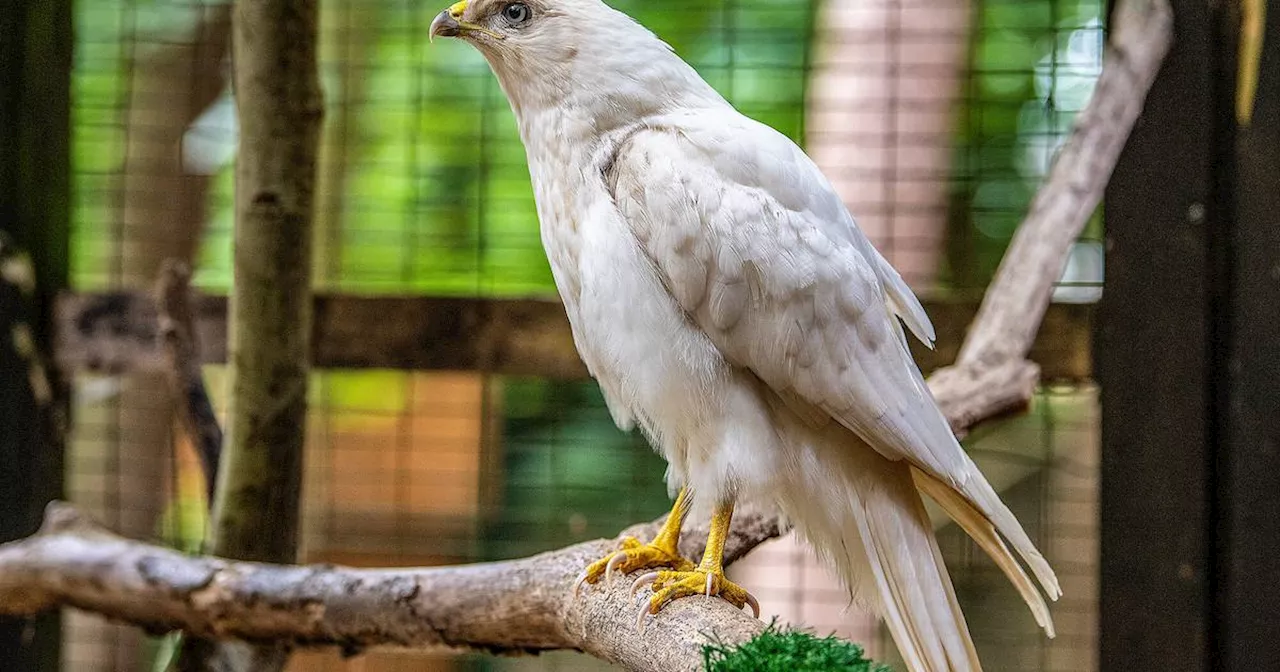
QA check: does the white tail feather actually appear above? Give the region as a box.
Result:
[912,467,1057,637]
[950,465,1063,601]
[873,247,936,348]
[772,394,1058,672]
[785,452,983,672]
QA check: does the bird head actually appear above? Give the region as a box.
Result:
[429,0,531,45]
[428,0,718,117]
[429,0,599,71]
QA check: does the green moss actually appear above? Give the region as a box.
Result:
[702,621,891,672]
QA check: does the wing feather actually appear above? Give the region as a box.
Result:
[609,116,953,476]
[606,112,1058,600]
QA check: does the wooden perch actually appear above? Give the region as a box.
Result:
[0,504,780,672]
[0,1,1174,670]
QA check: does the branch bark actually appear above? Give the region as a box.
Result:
[1,504,780,672]
[3,1,1174,670]
[929,0,1174,436]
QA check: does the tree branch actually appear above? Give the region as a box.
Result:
[0,1,1175,669]
[0,504,780,672]
[156,260,222,504]
[929,0,1174,436]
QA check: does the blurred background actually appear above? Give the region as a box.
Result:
[19,0,1115,669]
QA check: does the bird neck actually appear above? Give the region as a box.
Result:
[493,48,726,162]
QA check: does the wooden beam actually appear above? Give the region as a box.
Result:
[54,292,1093,381]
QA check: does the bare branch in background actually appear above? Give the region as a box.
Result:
[0,1,1173,670]
[155,260,222,503]
[929,0,1174,436]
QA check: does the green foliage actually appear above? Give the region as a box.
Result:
[702,621,891,672]
[945,0,1105,289]
[147,632,184,672]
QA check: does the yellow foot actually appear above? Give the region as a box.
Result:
[631,568,760,628]
[573,537,695,596]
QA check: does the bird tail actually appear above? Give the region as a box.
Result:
[911,466,1058,636]
[783,451,983,672]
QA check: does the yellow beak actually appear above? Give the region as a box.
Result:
[429,1,468,41]
[430,1,503,42]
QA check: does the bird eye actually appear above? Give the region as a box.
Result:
[502,2,530,23]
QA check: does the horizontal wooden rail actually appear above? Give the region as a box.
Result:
[55,292,1092,381]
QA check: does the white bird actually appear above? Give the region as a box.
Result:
[430,2,1060,669]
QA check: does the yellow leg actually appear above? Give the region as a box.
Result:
[630,500,760,627]
[647,487,690,554]
[573,488,696,595]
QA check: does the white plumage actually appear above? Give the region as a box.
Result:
[431,1,1060,669]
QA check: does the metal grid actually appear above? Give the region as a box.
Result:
[63,0,1106,670]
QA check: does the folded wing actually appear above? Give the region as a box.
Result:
[604,111,1060,608]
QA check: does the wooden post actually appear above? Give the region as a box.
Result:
[0,1,72,670]
[1099,0,1280,669]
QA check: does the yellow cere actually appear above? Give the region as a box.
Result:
[448,0,468,18]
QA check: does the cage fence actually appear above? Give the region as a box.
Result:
[63,0,1105,670]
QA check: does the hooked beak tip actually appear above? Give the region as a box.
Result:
[429,10,461,42]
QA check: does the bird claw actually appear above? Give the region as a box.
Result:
[743,590,761,618]
[572,533,759,628]
[605,550,628,586]
[629,567,761,627]
[571,536,693,595]
[571,569,591,598]
[630,571,660,595]
[635,597,652,631]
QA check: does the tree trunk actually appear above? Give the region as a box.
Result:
[177,0,322,668]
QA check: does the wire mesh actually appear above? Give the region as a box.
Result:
[63,0,1106,670]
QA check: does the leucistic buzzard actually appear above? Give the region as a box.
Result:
[430,2,1060,669]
